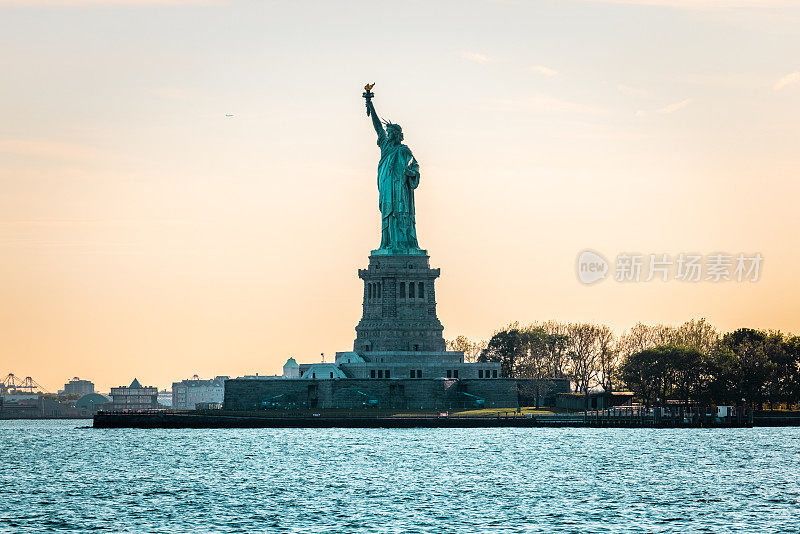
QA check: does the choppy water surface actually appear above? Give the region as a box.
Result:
[1,421,798,533]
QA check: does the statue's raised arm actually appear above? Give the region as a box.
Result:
[363,83,385,140]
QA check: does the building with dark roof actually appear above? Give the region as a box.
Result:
[75,393,110,415]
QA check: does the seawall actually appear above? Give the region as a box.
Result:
[92,411,766,429]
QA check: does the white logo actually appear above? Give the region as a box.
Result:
[577,250,609,285]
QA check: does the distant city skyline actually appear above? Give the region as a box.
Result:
[2,0,799,392]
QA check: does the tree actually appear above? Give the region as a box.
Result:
[516,327,564,407]
[620,347,662,407]
[478,324,573,407]
[708,328,787,408]
[620,345,704,406]
[513,328,548,379]
[476,319,798,409]
[595,325,620,394]
[675,318,719,355]
[446,335,487,363]
[539,321,570,378]
[619,322,677,358]
[478,325,569,380]
[778,336,800,405]
[565,323,600,396]
[669,346,706,405]
[479,328,530,377]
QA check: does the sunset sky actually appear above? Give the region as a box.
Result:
[1,0,799,392]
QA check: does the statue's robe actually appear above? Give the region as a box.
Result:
[376,132,421,252]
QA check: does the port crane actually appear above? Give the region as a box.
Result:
[1,373,48,394]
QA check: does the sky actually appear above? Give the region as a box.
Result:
[1,0,799,392]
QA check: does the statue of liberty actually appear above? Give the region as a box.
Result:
[363,84,424,255]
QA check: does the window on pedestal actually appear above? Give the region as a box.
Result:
[368,284,372,299]
[370,370,375,378]
[446,370,452,379]
[377,283,381,298]
[399,282,406,298]
[377,370,383,378]
[453,370,459,379]
[410,370,416,378]
[478,370,483,378]
[409,282,415,299]
[418,282,425,298]
[417,369,422,378]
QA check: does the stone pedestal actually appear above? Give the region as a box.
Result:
[354,254,446,354]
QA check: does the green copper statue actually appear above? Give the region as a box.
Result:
[363,84,425,256]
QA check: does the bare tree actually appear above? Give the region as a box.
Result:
[446,335,488,363]
[539,320,570,378]
[595,325,620,394]
[619,322,676,357]
[675,318,719,355]
[566,323,600,396]
[654,324,680,345]
[619,319,718,357]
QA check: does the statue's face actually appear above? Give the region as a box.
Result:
[388,126,403,143]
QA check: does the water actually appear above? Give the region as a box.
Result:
[1,421,798,533]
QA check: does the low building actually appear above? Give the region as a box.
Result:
[556,391,635,411]
[171,376,228,410]
[62,377,95,397]
[107,379,160,411]
[225,376,570,411]
[331,351,500,380]
[0,394,42,418]
[0,394,80,418]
